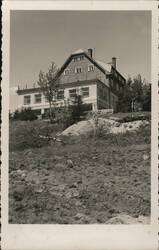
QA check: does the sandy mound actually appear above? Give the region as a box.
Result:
[61,118,149,136]
[106,214,150,224]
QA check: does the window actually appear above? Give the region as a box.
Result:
[24,95,31,105]
[64,69,70,75]
[81,87,89,97]
[88,65,94,72]
[33,109,41,116]
[57,89,64,100]
[73,56,84,62]
[45,95,49,103]
[75,67,82,73]
[34,94,41,104]
[69,89,76,98]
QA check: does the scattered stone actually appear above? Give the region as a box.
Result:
[143,154,150,160]
[92,157,98,160]
[105,214,150,224]
[75,201,82,207]
[54,163,67,171]
[59,184,66,192]
[66,190,79,199]
[53,155,63,161]
[24,149,33,156]
[69,182,78,188]
[137,215,150,224]
[35,188,44,193]
[74,213,97,224]
[66,159,74,168]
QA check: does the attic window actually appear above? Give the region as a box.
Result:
[64,69,70,75]
[88,65,94,72]
[73,56,84,62]
[75,67,82,74]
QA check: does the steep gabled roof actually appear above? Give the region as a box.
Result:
[71,49,85,55]
[57,49,112,77]
[96,60,112,74]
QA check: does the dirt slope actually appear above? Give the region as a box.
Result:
[9,120,151,224]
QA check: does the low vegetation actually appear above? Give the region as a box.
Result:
[9,112,151,224]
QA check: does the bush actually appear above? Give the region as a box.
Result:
[118,114,151,123]
[54,106,74,129]
[9,120,59,151]
[12,108,37,121]
[92,114,110,138]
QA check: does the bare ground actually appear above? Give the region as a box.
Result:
[9,119,151,224]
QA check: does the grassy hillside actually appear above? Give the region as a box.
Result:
[9,115,151,224]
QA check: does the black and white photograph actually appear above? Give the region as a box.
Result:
[1,1,158,250]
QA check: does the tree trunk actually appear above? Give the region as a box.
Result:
[49,101,53,123]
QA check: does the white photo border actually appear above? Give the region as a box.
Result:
[1,1,159,250]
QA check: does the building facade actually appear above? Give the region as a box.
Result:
[16,48,126,115]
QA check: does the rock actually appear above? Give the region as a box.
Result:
[66,159,74,168]
[53,155,63,161]
[75,201,82,207]
[137,215,150,224]
[54,163,67,171]
[92,156,98,160]
[59,184,66,191]
[26,172,40,185]
[24,149,33,156]
[143,154,150,160]
[105,214,150,224]
[74,213,97,224]
[66,190,79,199]
[69,182,78,188]
[35,188,44,193]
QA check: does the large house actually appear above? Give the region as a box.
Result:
[16,48,126,115]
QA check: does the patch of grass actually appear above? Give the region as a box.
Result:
[9,120,60,151]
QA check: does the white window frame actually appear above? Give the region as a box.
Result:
[57,89,64,100]
[75,67,82,74]
[34,93,42,104]
[81,87,89,98]
[69,89,77,98]
[24,95,31,105]
[88,64,94,72]
[73,56,84,62]
[64,69,70,75]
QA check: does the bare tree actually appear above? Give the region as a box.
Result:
[37,62,60,123]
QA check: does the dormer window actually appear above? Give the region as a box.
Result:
[88,65,94,72]
[75,67,82,73]
[73,55,84,62]
[64,69,70,75]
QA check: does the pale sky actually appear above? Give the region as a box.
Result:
[10,10,151,88]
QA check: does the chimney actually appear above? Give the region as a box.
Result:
[112,57,116,69]
[87,48,93,58]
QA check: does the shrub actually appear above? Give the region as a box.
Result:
[53,105,74,129]
[9,120,59,151]
[92,114,110,138]
[118,113,151,123]
[13,108,37,121]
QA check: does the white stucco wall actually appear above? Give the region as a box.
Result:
[16,83,98,113]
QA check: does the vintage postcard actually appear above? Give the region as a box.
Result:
[1,1,159,249]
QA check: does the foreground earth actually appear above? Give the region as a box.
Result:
[9,118,151,224]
